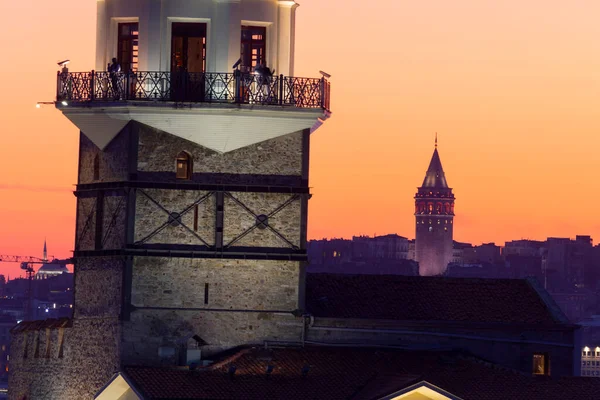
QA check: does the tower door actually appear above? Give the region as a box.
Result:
[118,23,139,73]
[241,26,266,73]
[171,23,206,101]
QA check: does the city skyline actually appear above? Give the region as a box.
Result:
[1,0,600,279]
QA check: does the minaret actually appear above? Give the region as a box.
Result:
[42,239,47,262]
[414,135,455,276]
[14,1,330,397]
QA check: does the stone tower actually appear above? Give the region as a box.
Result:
[414,138,454,276]
[9,1,330,398]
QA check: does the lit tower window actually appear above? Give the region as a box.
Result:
[176,151,192,180]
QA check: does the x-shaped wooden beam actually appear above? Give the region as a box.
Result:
[135,190,214,246]
[223,192,301,250]
[102,194,127,248]
[76,199,97,251]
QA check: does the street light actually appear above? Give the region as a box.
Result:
[35,101,55,109]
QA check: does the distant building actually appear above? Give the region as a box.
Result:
[307,236,416,276]
[451,241,474,264]
[581,346,600,377]
[352,234,409,260]
[475,242,502,264]
[505,254,544,281]
[544,236,594,291]
[503,239,545,257]
[35,241,69,280]
[408,239,415,260]
[414,138,455,276]
[307,238,352,265]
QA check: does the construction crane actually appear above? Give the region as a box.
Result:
[0,254,73,320]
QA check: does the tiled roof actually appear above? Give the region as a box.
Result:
[305,273,562,325]
[123,346,600,400]
[10,317,72,333]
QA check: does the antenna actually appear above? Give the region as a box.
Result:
[435,132,438,148]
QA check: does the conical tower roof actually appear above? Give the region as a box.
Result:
[421,136,449,189]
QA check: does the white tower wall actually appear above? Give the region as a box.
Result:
[95,0,297,75]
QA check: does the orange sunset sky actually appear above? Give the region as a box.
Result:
[1,0,600,278]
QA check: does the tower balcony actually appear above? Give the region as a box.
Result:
[56,70,331,111]
[54,70,331,153]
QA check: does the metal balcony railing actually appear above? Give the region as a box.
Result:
[56,71,331,111]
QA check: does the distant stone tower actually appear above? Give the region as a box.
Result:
[414,137,455,276]
[9,1,330,398]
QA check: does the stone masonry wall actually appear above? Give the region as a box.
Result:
[131,257,300,311]
[122,310,303,366]
[75,197,96,251]
[121,256,303,365]
[102,195,127,250]
[134,189,216,246]
[134,189,301,249]
[74,257,124,319]
[135,123,304,178]
[9,319,121,400]
[76,193,127,252]
[78,126,131,185]
[223,192,301,248]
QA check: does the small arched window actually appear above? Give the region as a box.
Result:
[176,151,192,180]
[93,154,100,181]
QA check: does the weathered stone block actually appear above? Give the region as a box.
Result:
[121,310,303,366]
[9,318,120,400]
[131,257,300,311]
[74,257,124,319]
[136,123,304,177]
[78,126,130,185]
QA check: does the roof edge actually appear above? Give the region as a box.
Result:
[525,277,571,325]
[379,380,465,400]
[310,316,574,331]
[94,371,147,400]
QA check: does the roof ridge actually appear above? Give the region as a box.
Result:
[207,347,254,371]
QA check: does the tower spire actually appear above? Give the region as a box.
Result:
[421,140,448,189]
[43,238,47,262]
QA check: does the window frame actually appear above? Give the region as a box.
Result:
[117,22,140,73]
[176,151,193,180]
[240,25,267,72]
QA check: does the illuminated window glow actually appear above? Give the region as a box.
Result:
[533,353,548,375]
[176,151,193,180]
